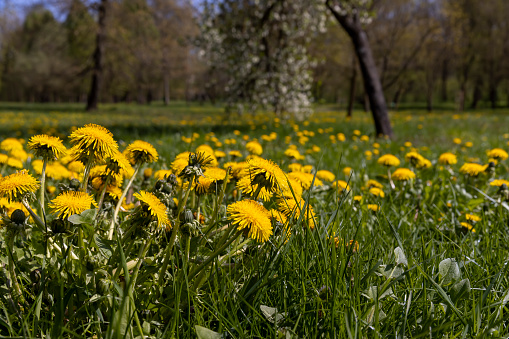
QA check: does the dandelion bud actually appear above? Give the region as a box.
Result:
[69,178,81,190]
[10,209,26,226]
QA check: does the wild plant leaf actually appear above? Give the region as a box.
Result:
[394,246,407,267]
[450,278,470,303]
[439,258,461,286]
[260,305,285,324]
[94,234,113,258]
[365,305,387,325]
[195,325,222,339]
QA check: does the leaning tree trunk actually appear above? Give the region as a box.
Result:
[347,54,357,118]
[86,0,107,111]
[326,2,393,138]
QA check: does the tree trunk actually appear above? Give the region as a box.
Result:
[347,55,357,118]
[86,0,107,111]
[326,3,393,138]
[441,58,448,102]
[164,74,170,105]
[471,78,481,109]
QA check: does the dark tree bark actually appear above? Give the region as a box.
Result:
[470,78,482,109]
[441,58,448,102]
[347,54,357,118]
[326,1,393,138]
[86,0,107,111]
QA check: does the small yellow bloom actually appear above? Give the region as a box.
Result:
[377,154,400,167]
[227,200,272,242]
[0,170,40,202]
[134,190,171,229]
[125,140,158,165]
[392,168,416,181]
[49,191,97,219]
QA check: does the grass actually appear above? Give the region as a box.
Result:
[0,101,508,338]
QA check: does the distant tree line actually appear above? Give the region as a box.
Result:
[1,0,509,113]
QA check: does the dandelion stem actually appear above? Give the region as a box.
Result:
[205,169,230,236]
[188,229,242,281]
[94,174,111,222]
[388,168,395,190]
[7,235,25,306]
[81,159,94,193]
[38,159,47,219]
[108,163,141,240]
[157,176,195,286]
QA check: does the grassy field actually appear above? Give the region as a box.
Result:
[0,101,508,338]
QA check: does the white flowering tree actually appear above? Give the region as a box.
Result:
[197,0,327,120]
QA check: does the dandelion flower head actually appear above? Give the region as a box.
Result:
[125,140,158,165]
[0,170,40,202]
[28,134,66,160]
[227,199,272,242]
[49,191,97,220]
[133,190,171,229]
[69,124,118,163]
[377,154,400,167]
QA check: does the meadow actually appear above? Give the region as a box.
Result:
[0,102,508,338]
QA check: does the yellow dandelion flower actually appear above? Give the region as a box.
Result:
[214,150,226,158]
[288,163,302,172]
[332,180,350,192]
[0,138,23,152]
[0,170,40,202]
[316,170,335,182]
[246,141,263,155]
[366,179,383,189]
[460,222,475,233]
[125,140,158,165]
[377,154,400,167]
[392,168,416,181]
[487,148,508,161]
[171,157,189,176]
[7,157,23,169]
[438,152,457,165]
[284,148,303,159]
[277,197,316,230]
[195,167,228,194]
[367,204,380,212]
[227,200,272,242]
[224,161,249,179]
[49,191,97,219]
[288,172,323,190]
[229,150,242,158]
[453,138,462,145]
[28,134,66,160]
[67,161,85,173]
[10,149,28,162]
[0,153,8,164]
[154,169,173,181]
[353,195,362,202]
[133,190,171,229]
[107,150,134,177]
[278,177,303,200]
[246,157,288,191]
[237,176,272,201]
[369,187,385,198]
[46,163,71,180]
[69,124,118,163]
[465,214,481,222]
[490,179,509,187]
[459,163,488,177]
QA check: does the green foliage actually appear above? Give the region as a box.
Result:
[0,104,508,337]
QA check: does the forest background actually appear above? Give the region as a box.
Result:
[1,0,508,115]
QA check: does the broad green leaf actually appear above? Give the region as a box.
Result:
[365,305,387,325]
[260,305,285,324]
[195,325,221,339]
[439,258,460,286]
[450,278,470,303]
[68,209,96,225]
[94,234,113,258]
[394,246,407,267]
